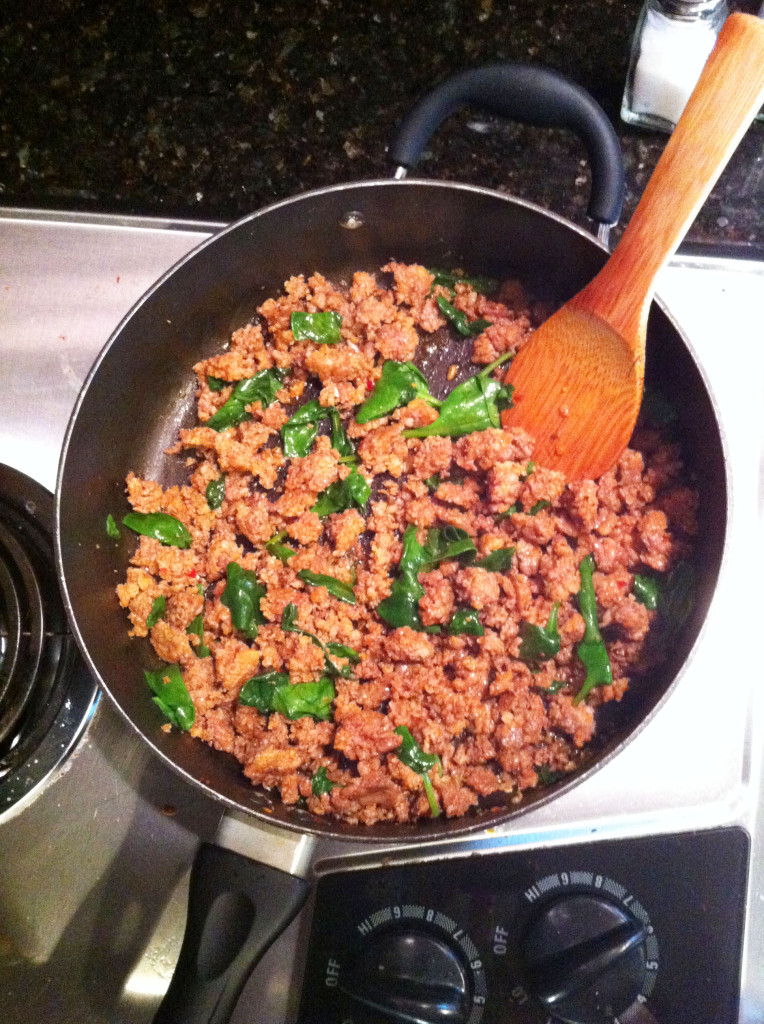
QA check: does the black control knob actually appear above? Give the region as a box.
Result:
[339,926,472,1023]
[521,893,649,1024]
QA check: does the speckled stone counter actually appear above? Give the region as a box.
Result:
[1,0,761,245]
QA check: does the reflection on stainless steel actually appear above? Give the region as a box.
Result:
[0,209,762,1022]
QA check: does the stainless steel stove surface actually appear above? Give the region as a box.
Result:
[0,208,762,1024]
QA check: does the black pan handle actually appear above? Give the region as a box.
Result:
[152,844,310,1024]
[389,62,624,227]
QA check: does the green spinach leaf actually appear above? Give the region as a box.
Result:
[312,466,371,517]
[378,525,475,631]
[221,562,266,640]
[311,765,339,796]
[633,573,660,610]
[356,361,440,424]
[206,368,287,431]
[185,614,210,658]
[240,670,334,721]
[403,353,513,439]
[393,725,442,818]
[281,399,329,458]
[535,764,565,785]
[145,664,195,730]
[660,561,697,632]
[574,554,613,704]
[205,475,226,510]
[272,677,335,720]
[266,530,297,562]
[106,513,120,539]
[377,525,428,630]
[298,569,356,604]
[239,670,291,711]
[291,311,342,344]
[436,295,491,337]
[146,596,166,629]
[123,511,192,549]
[281,603,354,678]
[326,642,360,663]
[428,268,498,295]
[449,607,484,636]
[420,526,476,570]
[328,408,355,460]
[474,547,515,572]
[519,602,561,666]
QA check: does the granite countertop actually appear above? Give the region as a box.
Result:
[0,0,761,246]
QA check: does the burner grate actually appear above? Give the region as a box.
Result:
[0,465,98,815]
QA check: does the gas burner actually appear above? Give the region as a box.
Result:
[0,464,98,818]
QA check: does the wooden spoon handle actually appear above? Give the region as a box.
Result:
[574,12,764,348]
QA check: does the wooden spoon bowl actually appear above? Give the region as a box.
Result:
[502,12,764,480]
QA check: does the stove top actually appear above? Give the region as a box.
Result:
[0,207,762,1023]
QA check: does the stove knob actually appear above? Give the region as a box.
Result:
[339,926,472,1023]
[521,893,649,1024]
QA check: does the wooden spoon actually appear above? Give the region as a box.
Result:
[501,12,764,480]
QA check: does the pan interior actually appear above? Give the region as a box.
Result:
[56,181,727,842]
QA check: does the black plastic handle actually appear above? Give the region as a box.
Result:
[152,843,310,1024]
[390,62,624,227]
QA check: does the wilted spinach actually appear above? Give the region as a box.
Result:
[281,603,354,678]
[239,670,290,711]
[312,466,371,517]
[281,399,328,458]
[519,602,561,666]
[356,361,440,424]
[291,311,342,344]
[402,353,514,439]
[206,368,286,431]
[144,664,195,730]
[298,569,356,604]
[633,574,660,610]
[428,267,498,295]
[378,525,476,631]
[328,408,356,460]
[185,614,210,658]
[239,670,335,721]
[205,475,226,510]
[448,607,484,636]
[436,296,491,337]
[123,511,192,549]
[265,530,297,562]
[146,596,166,629]
[393,725,442,817]
[221,562,266,640]
[574,554,613,704]
[473,547,515,572]
[311,765,340,796]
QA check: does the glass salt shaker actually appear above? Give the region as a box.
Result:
[621,0,729,133]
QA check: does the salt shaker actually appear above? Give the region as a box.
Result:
[621,0,729,132]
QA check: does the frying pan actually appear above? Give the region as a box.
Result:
[55,64,727,1021]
